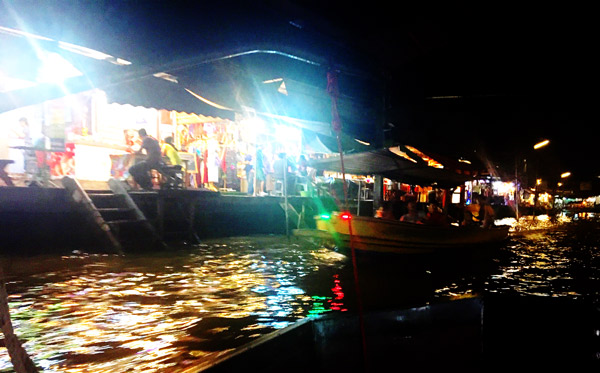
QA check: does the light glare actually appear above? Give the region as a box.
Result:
[533,140,550,149]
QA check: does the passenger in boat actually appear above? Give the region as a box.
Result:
[423,202,449,226]
[375,201,396,219]
[128,128,162,190]
[463,203,480,226]
[400,201,425,223]
[478,195,496,228]
[462,192,482,226]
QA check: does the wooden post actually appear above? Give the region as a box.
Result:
[188,197,200,244]
[0,268,38,372]
[157,195,165,240]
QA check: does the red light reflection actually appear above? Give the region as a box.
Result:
[329,274,347,312]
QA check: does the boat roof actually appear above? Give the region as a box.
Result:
[309,145,486,187]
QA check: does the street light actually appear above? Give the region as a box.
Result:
[515,139,552,219]
[533,139,550,150]
[560,172,571,179]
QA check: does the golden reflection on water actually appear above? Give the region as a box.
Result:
[0,237,348,372]
[488,229,598,300]
[431,226,599,302]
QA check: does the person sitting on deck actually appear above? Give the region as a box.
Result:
[128,128,162,190]
[161,136,182,167]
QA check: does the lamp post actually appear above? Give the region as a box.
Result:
[515,139,550,219]
[532,140,550,212]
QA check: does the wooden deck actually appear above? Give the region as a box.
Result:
[0,181,327,254]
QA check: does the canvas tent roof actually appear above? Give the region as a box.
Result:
[309,146,484,187]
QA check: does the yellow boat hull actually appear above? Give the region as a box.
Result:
[294,212,510,254]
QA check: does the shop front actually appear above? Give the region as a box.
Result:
[0,88,316,192]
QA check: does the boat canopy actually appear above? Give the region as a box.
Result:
[308,145,485,188]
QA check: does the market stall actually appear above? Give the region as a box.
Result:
[0,88,313,192]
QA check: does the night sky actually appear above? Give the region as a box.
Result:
[1,1,596,185]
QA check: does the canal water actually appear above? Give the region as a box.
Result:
[1,218,599,372]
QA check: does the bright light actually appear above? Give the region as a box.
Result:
[153,72,178,83]
[536,179,542,185]
[492,181,514,195]
[560,172,571,178]
[319,214,331,220]
[340,212,352,220]
[389,146,418,163]
[58,41,131,65]
[405,145,444,168]
[36,51,82,83]
[354,138,370,146]
[458,158,471,164]
[274,124,301,143]
[185,88,234,111]
[533,140,550,150]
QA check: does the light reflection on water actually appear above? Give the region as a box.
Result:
[1,225,599,371]
[486,229,600,302]
[432,226,600,305]
[1,237,348,372]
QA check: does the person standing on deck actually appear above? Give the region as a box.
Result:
[255,146,266,195]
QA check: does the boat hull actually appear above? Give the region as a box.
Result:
[294,212,509,254]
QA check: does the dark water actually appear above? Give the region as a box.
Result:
[1,221,599,371]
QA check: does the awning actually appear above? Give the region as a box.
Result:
[101,75,235,120]
[0,28,384,146]
[158,52,384,145]
[309,146,478,187]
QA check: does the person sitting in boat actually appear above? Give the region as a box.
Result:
[422,202,449,226]
[477,195,496,228]
[400,201,425,223]
[375,201,396,220]
[462,192,482,226]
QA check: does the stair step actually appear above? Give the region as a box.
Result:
[98,207,138,221]
[89,193,128,208]
[97,207,134,212]
[106,219,148,226]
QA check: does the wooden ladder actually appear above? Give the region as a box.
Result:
[279,201,309,230]
[62,176,166,252]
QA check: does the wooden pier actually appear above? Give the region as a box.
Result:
[0,179,329,254]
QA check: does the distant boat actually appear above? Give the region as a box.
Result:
[294,212,510,254]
